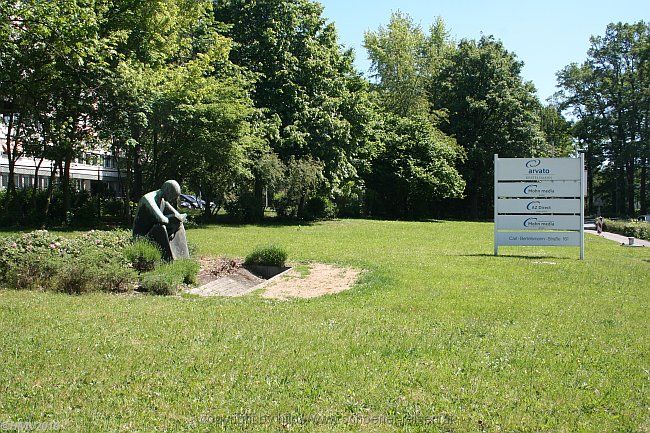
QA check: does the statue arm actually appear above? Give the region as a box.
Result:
[143,194,169,225]
[164,201,187,222]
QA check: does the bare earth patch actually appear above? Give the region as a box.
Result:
[261,263,360,300]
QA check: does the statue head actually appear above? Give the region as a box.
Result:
[160,180,181,202]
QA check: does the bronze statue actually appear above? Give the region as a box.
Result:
[133,180,190,260]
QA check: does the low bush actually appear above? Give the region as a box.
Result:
[53,263,96,294]
[139,259,200,295]
[140,272,178,296]
[604,219,650,241]
[3,253,64,291]
[244,245,288,267]
[0,229,137,293]
[95,261,138,293]
[124,238,162,272]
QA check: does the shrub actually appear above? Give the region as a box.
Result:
[304,196,337,220]
[0,230,136,293]
[139,259,200,295]
[124,238,162,272]
[604,219,650,241]
[95,262,138,293]
[168,259,201,284]
[53,263,96,294]
[140,272,178,296]
[2,253,64,290]
[244,245,288,267]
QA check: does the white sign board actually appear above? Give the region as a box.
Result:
[497,198,581,214]
[497,215,581,231]
[494,154,585,259]
[497,181,581,198]
[496,232,581,247]
[497,158,582,181]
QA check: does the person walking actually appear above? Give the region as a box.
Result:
[596,216,604,235]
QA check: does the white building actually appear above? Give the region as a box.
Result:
[1,116,123,194]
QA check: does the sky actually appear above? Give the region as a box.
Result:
[318,0,648,102]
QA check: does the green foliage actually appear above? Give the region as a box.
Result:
[53,262,96,295]
[0,230,135,293]
[2,253,64,291]
[557,22,649,216]
[124,239,162,273]
[364,13,454,117]
[244,245,288,267]
[538,104,574,157]
[139,272,178,296]
[170,259,201,285]
[304,196,337,220]
[139,259,200,295]
[432,35,547,219]
[274,157,325,219]
[604,220,650,241]
[366,114,466,218]
[215,0,374,208]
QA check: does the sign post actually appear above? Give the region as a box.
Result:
[494,154,585,259]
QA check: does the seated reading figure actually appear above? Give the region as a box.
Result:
[133,180,190,260]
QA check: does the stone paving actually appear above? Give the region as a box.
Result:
[186,268,264,297]
[585,230,650,247]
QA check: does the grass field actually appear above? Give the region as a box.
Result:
[0,220,648,432]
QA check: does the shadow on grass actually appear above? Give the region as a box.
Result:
[192,215,449,229]
[457,253,567,260]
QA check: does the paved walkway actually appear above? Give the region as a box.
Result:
[585,230,650,247]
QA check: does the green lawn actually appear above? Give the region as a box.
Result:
[0,220,648,432]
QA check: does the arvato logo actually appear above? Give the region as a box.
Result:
[525,159,541,168]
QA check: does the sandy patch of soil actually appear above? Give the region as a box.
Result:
[261,263,360,300]
[197,256,243,285]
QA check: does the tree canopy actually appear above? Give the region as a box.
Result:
[2,1,643,225]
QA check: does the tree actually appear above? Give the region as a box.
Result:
[433,36,546,219]
[214,0,374,215]
[364,12,454,117]
[0,0,116,218]
[557,22,649,216]
[366,114,465,218]
[538,104,574,157]
[362,14,465,218]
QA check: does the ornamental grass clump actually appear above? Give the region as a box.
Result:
[244,245,288,267]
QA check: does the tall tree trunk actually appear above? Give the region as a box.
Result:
[625,158,635,216]
[62,154,73,223]
[641,157,647,214]
[152,129,158,186]
[253,176,264,221]
[31,156,44,210]
[125,148,132,225]
[615,160,625,216]
[133,141,143,201]
[44,163,58,220]
[4,112,15,198]
[5,113,22,201]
